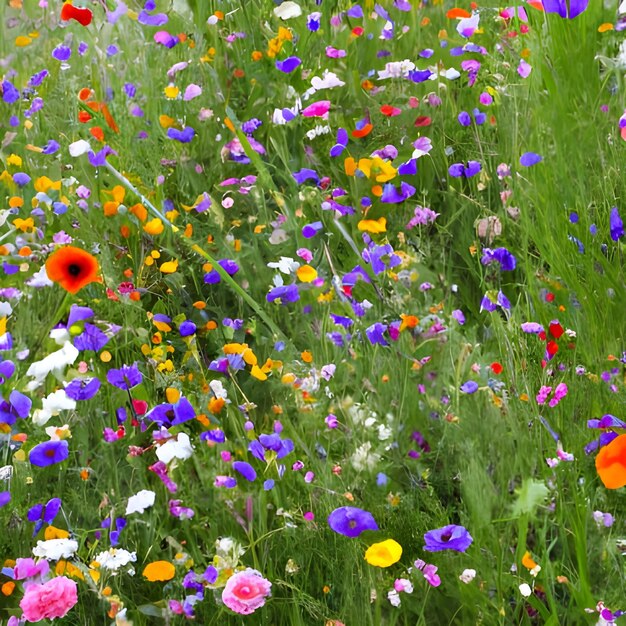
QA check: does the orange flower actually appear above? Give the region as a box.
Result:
[45,246,100,294]
[596,434,626,489]
[142,561,176,582]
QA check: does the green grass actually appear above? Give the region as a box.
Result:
[1,0,625,624]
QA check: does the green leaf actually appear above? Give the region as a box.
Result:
[510,478,549,518]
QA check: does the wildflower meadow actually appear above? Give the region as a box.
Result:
[1,0,626,624]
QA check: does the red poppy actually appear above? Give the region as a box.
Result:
[446,8,471,18]
[60,3,92,26]
[45,246,101,294]
[380,105,402,117]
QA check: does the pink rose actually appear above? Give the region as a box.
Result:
[221,569,271,615]
[20,576,78,622]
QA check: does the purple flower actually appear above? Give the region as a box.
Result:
[610,207,624,241]
[267,284,300,304]
[169,499,195,520]
[542,0,588,19]
[0,360,15,384]
[52,45,72,62]
[0,390,32,425]
[106,363,143,390]
[12,173,30,187]
[73,323,109,351]
[138,9,168,25]
[519,152,542,167]
[64,377,101,401]
[424,524,473,553]
[380,182,416,204]
[302,221,323,238]
[179,321,196,337]
[27,497,62,535]
[0,492,10,508]
[366,323,389,346]
[293,169,319,185]
[328,506,378,538]
[29,441,70,468]
[41,139,60,154]
[481,247,517,271]
[167,127,195,143]
[2,80,20,104]
[88,145,117,167]
[276,56,302,73]
[448,161,481,178]
[460,381,479,394]
[249,433,294,462]
[458,111,471,127]
[232,461,257,482]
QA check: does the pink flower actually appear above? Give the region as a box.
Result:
[20,576,78,622]
[222,569,272,615]
[301,100,331,119]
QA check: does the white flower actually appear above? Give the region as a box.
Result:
[25,265,54,288]
[125,489,156,515]
[68,139,91,157]
[45,424,71,441]
[32,539,79,560]
[378,59,415,79]
[443,67,461,80]
[268,257,299,274]
[33,389,76,426]
[387,589,401,607]
[209,380,228,400]
[26,341,79,388]
[459,568,476,584]
[519,583,532,598]
[49,327,71,345]
[0,302,12,318]
[310,71,345,91]
[156,433,194,464]
[377,424,393,441]
[274,1,301,20]
[351,442,380,472]
[305,125,331,140]
[94,548,137,572]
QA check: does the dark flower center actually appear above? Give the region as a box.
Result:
[348,520,357,529]
[45,448,56,457]
[440,531,452,542]
[67,263,82,276]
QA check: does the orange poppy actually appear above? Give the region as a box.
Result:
[45,246,100,294]
[595,433,626,489]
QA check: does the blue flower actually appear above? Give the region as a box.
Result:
[610,207,624,241]
[29,441,70,467]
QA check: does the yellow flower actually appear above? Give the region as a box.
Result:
[364,539,402,568]
[144,218,164,235]
[44,526,70,540]
[159,259,178,274]
[296,265,317,283]
[142,561,175,582]
[7,154,22,167]
[357,218,386,234]
[164,85,179,99]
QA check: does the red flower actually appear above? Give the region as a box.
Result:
[414,116,432,127]
[549,322,564,339]
[380,105,401,117]
[60,3,92,26]
[45,246,101,294]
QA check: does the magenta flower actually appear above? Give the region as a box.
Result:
[222,569,272,615]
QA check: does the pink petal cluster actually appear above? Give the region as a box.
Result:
[221,568,272,615]
[19,576,78,622]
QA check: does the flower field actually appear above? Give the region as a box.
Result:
[1,0,626,623]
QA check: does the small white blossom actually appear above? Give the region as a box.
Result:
[125,490,156,515]
[32,539,79,561]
